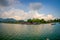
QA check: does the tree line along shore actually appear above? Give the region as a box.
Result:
[0,18,60,25]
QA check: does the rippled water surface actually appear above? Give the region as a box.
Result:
[0,23,60,40]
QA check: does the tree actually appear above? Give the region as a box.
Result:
[40,19,46,23]
[27,19,32,23]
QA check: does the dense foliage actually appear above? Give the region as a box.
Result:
[0,18,60,24]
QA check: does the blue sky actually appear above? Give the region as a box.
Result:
[0,0,60,20]
[19,0,60,17]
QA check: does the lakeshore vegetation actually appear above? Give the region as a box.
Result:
[0,18,60,24]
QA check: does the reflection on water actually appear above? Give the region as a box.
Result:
[0,23,60,40]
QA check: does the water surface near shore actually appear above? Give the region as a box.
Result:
[0,23,60,40]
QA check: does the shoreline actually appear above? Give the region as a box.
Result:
[0,22,59,25]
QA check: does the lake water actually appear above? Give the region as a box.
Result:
[0,23,60,40]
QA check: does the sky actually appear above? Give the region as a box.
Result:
[0,0,60,20]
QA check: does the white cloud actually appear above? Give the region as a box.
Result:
[29,3,42,10]
[0,2,55,20]
[0,0,22,10]
[0,8,55,20]
[28,11,55,20]
[8,0,22,7]
[1,8,27,20]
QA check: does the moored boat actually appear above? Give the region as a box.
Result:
[51,23,56,25]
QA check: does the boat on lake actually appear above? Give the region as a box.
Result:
[51,23,56,25]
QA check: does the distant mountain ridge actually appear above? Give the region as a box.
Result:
[0,18,16,23]
[0,18,16,21]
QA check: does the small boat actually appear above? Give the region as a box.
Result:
[51,23,56,25]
